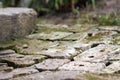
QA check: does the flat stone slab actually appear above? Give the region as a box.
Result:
[67,41,92,51]
[102,61,120,73]
[0,53,46,68]
[0,67,39,80]
[59,61,105,73]
[11,71,84,80]
[74,44,120,62]
[0,71,13,80]
[34,59,70,71]
[81,31,117,44]
[63,33,87,41]
[37,41,91,59]
[0,63,13,72]
[39,46,78,59]
[15,39,59,55]
[108,48,120,61]
[0,8,37,41]
[98,26,120,32]
[10,67,39,78]
[26,32,73,40]
[0,49,15,55]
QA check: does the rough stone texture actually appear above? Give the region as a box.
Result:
[0,23,120,79]
[0,8,37,41]
[74,44,120,63]
[110,33,120,45]
[34,59,70,71]
[63,33,87,41]
[0,63,13,72]
[39,46,78,59]
[0,53,46,68]
[98,26,120,32]
[27,32,73,40]
[11,71,84,80]
[102,61,120,73]
[0,49,15,55]
[15,39,59,55]
[11,67,39,77]
[0,71,13,80]
[81,30,117,44]
[59,61,105,73]
[0,67,39,80]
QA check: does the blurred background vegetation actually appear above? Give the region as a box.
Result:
[0,0,120,26]
[0,0,96,15]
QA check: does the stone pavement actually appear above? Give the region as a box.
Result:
[0,24,120,80]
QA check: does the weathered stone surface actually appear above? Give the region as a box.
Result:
[0,71,13,80]
[11,67,39,77]
[63,33,87,41]
[27,32,73,40]
[110,33,120,45]
[0,8,37,41]
[34,59,70,71]
[108,48,120,61]
[102,61,120,73]
[68,41,92,51]
[16,39,59,55]
[74,44,120,62]
[0,67,39,80]
[39,46,78,59]
[0,49,15,55]
[98,26,120,32]
[0,54,46,68]
[11,71,84,80]
[0,63,13,72]
[81,31,117,44]
[59,61,105,73]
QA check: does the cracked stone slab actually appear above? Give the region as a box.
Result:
[98,26,120,32]
[74,44,120,62]
[0,67,39,80]
[11,71,84,80]
[1,54,46,68]
[102,61,120,74]
[11,67,39,78]
[39,46,78,59]
[0,63,13,72]
[0,49,15,55]
[81,31,117,44]
[59,61,105,73]
[108,48,120,61]
[15,39,59,55]
[0,71,13,80]
[34,59,70,71]
[26,32,73,40]
[57,41,92,52]
[63,33,87,41]
[67,42,92,51]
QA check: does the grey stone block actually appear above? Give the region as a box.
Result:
[0,8,37,41]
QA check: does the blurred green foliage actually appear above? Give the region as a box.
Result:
[0,0,96,13]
